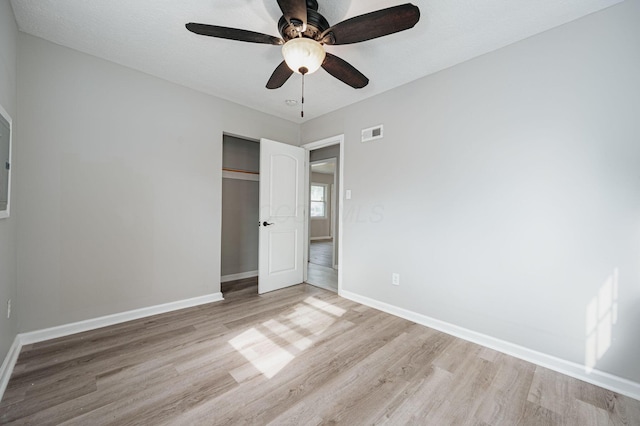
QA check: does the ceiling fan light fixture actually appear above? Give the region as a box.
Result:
[282,38,326,75]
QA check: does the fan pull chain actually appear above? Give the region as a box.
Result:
[301,72,305,118]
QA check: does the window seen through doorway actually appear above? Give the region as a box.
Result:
[310,184,327,218]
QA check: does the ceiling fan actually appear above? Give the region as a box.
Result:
[186,0,420,90]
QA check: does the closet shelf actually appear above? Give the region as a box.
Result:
[222,167,260,182]
[222,167,259,175]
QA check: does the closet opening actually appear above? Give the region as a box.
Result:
[220,134,259,296]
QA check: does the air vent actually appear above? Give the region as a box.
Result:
[361,125,383,143]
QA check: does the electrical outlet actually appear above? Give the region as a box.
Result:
[392,273,400,286]
[7,299,11,319]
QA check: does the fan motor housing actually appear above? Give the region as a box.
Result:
[278,8,330,42]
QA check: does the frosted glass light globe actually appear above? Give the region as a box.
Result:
[282,38,326,75]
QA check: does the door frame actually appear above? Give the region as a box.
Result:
[302,134,344,294]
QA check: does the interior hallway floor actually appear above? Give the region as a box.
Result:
[307,239,338,292]
[307,262,338,293]
[309,239,333,268]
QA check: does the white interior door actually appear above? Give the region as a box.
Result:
[258,138,305,294]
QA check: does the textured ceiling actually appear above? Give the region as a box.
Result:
[10,0,622,123]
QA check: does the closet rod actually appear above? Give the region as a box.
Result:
[222,167,259,175]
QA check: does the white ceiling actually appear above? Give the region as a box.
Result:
[10,0,621,123]
[312,161,336,175]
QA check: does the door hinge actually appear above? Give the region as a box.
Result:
[4,162,9,171]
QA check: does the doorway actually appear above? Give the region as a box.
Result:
[220,134,260,295]
[220,134,343,297]
[221,135,307,297]
[303,136,344,293]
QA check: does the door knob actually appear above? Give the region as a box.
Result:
[262,221,274,227]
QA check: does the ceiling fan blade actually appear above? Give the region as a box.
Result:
[266,61,294,89]
[277,0,308,30]
[186,23,284,45]
[321,3,420,45]
[322,53,369,89]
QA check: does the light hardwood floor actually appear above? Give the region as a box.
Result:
[309,239,333,268]
[306,263,338,293]
[308,238,338,292]
[1,279,639,425]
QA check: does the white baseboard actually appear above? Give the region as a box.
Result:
[20,292,224,345]
[221,271,258,283]
[1,292,224,402]
[0,335,21,400]
[310,236,332,241]
[339,289,640,401]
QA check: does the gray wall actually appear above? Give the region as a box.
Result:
[222,135,260,173]
[221,136,259,277]
[0,0,18,362]
[15,33,299,332]
[302,0,640,383]
[310,172,333,239]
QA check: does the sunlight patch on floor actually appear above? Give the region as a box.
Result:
[229,327,294,379]
[286,304,335,335]
[263,319,313,351]
[304,296,346,317]
[229,295,347,380]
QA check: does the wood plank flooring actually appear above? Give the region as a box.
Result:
[309,239,333,268]
[306,262,338,293]
[1,279,639,425]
